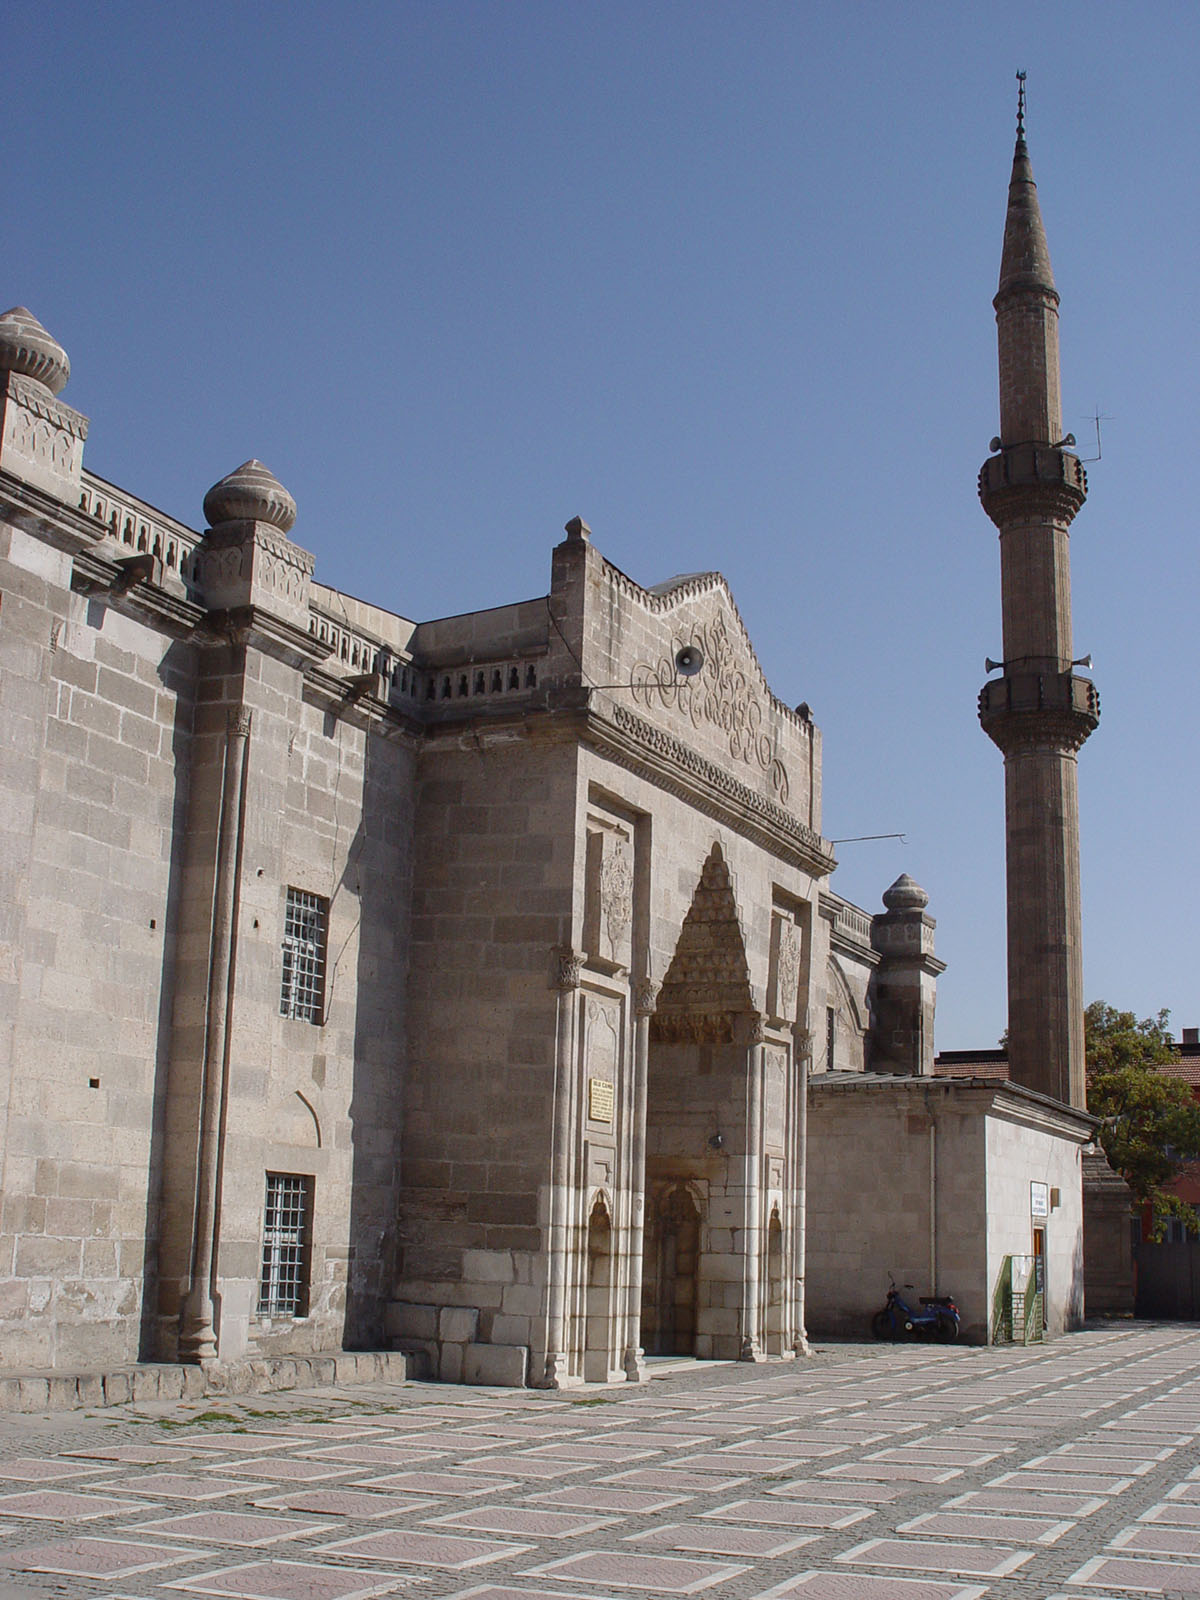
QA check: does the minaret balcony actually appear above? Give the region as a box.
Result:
[978,669,1100,754]
[978,445,1087,526]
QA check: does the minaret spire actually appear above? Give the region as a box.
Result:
[977,84,1099,1110]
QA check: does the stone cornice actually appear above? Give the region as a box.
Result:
[201,605,331,670]
[301,665,423,744]
[584,699,835,877]
[0,467,104,556]
[810,1071,1095,1138]
[70,548,205,635]
[6,372,89,439]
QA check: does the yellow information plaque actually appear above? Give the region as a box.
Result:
[588,1077,615,1123]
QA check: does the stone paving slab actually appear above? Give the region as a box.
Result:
[0,1535,205,1579]
[165,1560,421,1597]
[7,1327,1200,1598]
[520,1547,747,1591]
[0,1455,113,1481]
[131,1511,335,1546]
[0,1487,159,1519]
[625,1521,819,1556]
[422,1507,620,1538]
[96,1472,275,1499]
[1066,1551,1200,1590]
[530,1484,694,1513]
[748,1576,989,1599]
[315,1529,531,1568]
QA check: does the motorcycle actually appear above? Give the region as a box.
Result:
[871,1277,959,1342]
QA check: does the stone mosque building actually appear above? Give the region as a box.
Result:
[0,108,1098,1387]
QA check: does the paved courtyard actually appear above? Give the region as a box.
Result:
[0,1325,1198,1599]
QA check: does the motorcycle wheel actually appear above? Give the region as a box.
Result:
[871,1310,892,1341]
[935,1313,959,1343]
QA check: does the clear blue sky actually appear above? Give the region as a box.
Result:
[7,3,1197,1047]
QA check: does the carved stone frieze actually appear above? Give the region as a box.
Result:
[195,521,315,625]
[0,372,88,496]
[600,703,834,877]
[629,612,789,801]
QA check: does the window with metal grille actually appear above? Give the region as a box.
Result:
[281,888,327,1023]
[258,1172,312,1317]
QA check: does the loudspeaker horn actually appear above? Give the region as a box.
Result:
[675,644,705,678]
[985,657,1004,673]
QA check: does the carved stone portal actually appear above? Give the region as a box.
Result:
[651,843,754,1044]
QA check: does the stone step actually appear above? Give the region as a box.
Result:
[0,1349,425,1414]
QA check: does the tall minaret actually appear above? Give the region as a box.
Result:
[977,76,1099,1109]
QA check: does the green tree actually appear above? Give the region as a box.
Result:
[1085,1002,1200,1239]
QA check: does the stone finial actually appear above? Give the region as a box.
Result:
[881,873,929,912]
[0,307,70,396]
[563,515,591,542]
[203,459,297,534]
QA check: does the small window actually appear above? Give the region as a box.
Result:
[281,888,327,1024]
[258,1172,313,1317]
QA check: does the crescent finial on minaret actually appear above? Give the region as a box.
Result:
[1015,70,1027,148]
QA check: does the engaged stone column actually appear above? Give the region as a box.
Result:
[792,1023,813,1355]
[623,978,659,1381]
[542,947,583,1388]
[178,707,252,1362]
[741,1013,767,1361]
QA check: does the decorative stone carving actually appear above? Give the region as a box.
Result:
[634,978,660,1018]
[599,836,633,947]
[203,459,297,534]
[195,462,313,628]
[0,311,88,499]
[582,825,632,971]
[0,307,70,395]
[881,873,929,912]
[605,703,833,878]
[772,915,802,1023]
[553,947,584,991]
[652,844,755,1044]
[630,612,790,801]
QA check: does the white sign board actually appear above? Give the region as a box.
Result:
[1030,1180,1050,1218]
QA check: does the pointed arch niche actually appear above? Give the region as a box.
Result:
[642,843,756,1360]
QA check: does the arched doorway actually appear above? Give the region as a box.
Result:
[765,1208,784,1354]
[584,1195,613,1382]
[645,1182,702,1355]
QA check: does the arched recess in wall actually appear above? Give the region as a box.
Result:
[825,955,867,1072]
[267,1090,323,1150]
[584,1191,614,1383]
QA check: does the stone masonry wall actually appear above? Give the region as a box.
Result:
[390,733,576,1384]
[0,520,195,1369]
